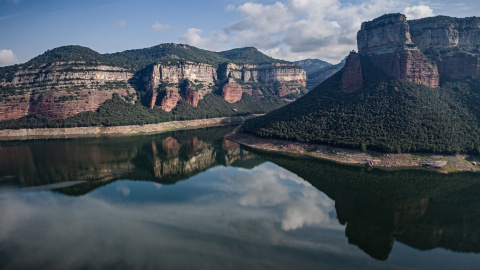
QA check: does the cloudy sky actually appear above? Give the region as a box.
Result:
[0,0,479,66]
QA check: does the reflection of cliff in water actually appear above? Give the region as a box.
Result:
[0,126,263,195]
[256,151,480,260]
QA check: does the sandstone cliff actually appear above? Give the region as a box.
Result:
[409,16,480,79]
[345,14,480,92]
[357,13,440,88]
[0,63,135,121]
[0,44,308,122]
[145,61,307,110]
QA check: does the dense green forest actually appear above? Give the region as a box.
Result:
[218,47,288,65]
[243,58,480,154]
[6,44,292,73]
[0,93,287,130]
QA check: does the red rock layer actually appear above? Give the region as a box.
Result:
[340,53,363,93]
[28,89,131,119]
[369,50,439,88]
[440,51,480,79]
[0,89,131,121]
[0,95,30,121]
[183,87,200,107]
[222,80,243,103]
[160,87,182,112]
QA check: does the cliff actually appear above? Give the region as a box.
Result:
[0,44,307,122]
[353,14,480,88]
[145,61,306,110]
[0,63,135,121]
[409,16,480,79]
[357,13,439,88]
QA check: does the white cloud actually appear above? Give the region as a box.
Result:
[114,20,126,29]
[225,4,235,12]
[152,22,171,32]
[175,0,430,63]
[0,49,19,67]
[403,5,434,20]
[218,0,409,63]
[179,28,228,49]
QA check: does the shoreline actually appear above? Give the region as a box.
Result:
[225,132,480,173]
[0,115,255,141]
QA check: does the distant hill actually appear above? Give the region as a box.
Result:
[304,57,346,89]
[243,14,480,154]
[294,59,332,73]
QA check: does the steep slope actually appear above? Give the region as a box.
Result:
[243,14,480,154]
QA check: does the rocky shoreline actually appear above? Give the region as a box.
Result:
[225,132,480,173]
[0,115,254,141]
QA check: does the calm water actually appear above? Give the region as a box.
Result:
[1,126,480,269]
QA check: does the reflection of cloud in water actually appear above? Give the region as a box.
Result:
[0,163,350,269]
[116,185,130,196]
[221,162,337,231]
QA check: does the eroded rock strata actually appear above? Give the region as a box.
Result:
[347,13,480,92]
[0,45,307,122]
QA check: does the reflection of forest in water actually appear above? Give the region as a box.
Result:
[1,126,480,261]
[0,126,262,194]
[257,151,480,260]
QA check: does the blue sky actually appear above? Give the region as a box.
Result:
[1,0,479,66]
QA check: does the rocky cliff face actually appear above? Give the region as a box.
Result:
[409,16,480,79]
[146,61,307,110]
[356,14,440,88]
[145,62,217,111]
[0,45,308,121]
[345,14,480,92]
[340,52,363,93]
[0,63,135,121]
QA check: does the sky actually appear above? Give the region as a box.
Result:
[0,0,479,67]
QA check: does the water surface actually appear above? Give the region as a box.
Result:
[1,127,480,269]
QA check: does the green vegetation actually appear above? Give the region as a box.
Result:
[172,93,288,120]
[2,43,293,74]
[218,47,289,65]
[0,93,287,130]
[104,43,231,71]
[25,46,106,68]
[243,58,480,154]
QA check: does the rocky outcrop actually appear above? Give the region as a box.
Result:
[0,63,135,121]
[344,14,480,91]
[409,16,480,79]
[356,14,440,88]
[220,63,306,86]
[183,86,200,107]
[145,62,217,109]
[222,78,243,103]
[159,87,182,112]
[0,44,309,121]
[409,16,480,53]
[147,61,307,108]
[340,52,363,93]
